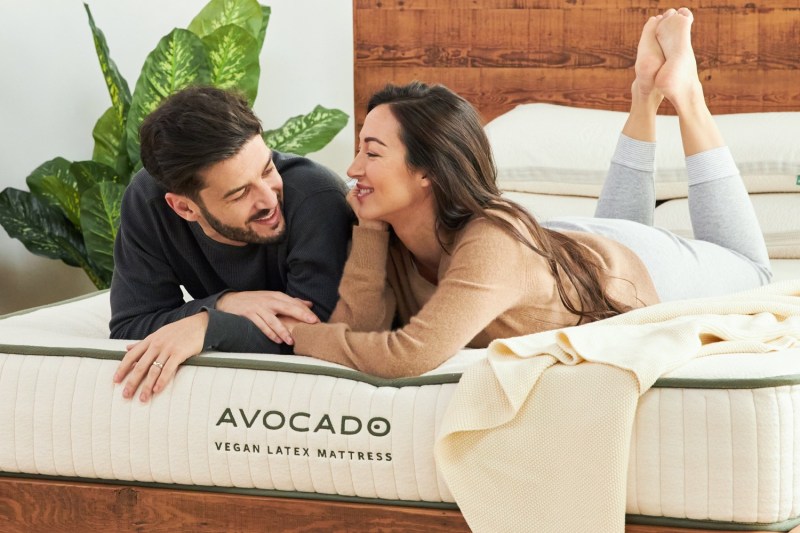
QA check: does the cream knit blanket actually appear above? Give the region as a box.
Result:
[435,279,800,532]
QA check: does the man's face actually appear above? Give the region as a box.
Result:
[192,135,286,246]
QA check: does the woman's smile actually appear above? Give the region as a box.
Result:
[355,184,374,200]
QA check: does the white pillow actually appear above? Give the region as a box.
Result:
[654,193,800,259]
[486,103,800,200]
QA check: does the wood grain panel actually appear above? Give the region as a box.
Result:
[355,65,800,134]
[357,0,800,10]
[0,476,789,532]
[354,0,800,141]
[0,477,470,533]
[354,9,473,67]
[356,8,800,69]
[757,9,800,68]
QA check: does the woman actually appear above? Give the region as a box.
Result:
[286,8,771,377]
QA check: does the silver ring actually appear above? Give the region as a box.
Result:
[151,360,165,369]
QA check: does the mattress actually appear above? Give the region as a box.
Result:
[1,292,800,531]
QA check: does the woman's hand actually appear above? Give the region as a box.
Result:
[280,315,304,335]
[113,312,208,403]
[346,184,388,231]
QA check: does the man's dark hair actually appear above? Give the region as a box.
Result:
[139,86,263,197]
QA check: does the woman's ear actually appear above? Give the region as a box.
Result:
[419,172,432,188]
[164,192,201,222]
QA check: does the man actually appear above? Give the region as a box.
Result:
[110,86,352,402]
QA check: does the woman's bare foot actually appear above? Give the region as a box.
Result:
[633,12,667,98]
[654,8,702,110]
[653,8,723,155]
[621,11,667,141]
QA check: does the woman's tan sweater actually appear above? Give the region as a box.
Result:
[293,218,659,378]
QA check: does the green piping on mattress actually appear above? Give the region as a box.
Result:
[0,289,109,320]
[625,512,800,532]
[0,343,464,387]
[2,291,800,390]
[1,342,800,390]
[650,374,800,389]
[0,472,798,532]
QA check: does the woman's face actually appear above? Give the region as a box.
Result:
[347,104,432,226]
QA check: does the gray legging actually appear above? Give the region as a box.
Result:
[543,135,772,302]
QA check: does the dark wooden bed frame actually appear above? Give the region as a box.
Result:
[1,476,799,532]
[2,1,799,531]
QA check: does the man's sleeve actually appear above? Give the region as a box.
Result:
[109,187,223,340]
[202,308,292,354]
[283,186,353,323]
[111,208,290,351]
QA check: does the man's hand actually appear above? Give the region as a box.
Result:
[216,291,319,345]
[113,312,208,403]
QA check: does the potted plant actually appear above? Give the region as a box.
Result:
[0,0,347,289]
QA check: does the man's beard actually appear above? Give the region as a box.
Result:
[198,201,287,245]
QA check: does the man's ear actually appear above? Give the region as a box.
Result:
[164,192,201,222]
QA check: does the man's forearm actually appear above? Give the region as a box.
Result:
[110,294,222,340]
[203,308,292,354]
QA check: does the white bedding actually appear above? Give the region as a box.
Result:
[0,291,799,529]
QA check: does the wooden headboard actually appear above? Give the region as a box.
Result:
[353,0,800,134]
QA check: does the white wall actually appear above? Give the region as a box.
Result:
[0,0,355,314]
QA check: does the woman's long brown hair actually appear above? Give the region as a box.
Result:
[368,81,632,324]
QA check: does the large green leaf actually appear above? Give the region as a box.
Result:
[262,106,349,156]
[92,106,131,179]
[0,188,88,269]
[256,5,271,52]
[25,157,82,229]
[84,3,131,123]
[126,29,211,169]
[203,24,260,104]
[188,0,263,41]
[80,181,125,277]
[71,160,123,195]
